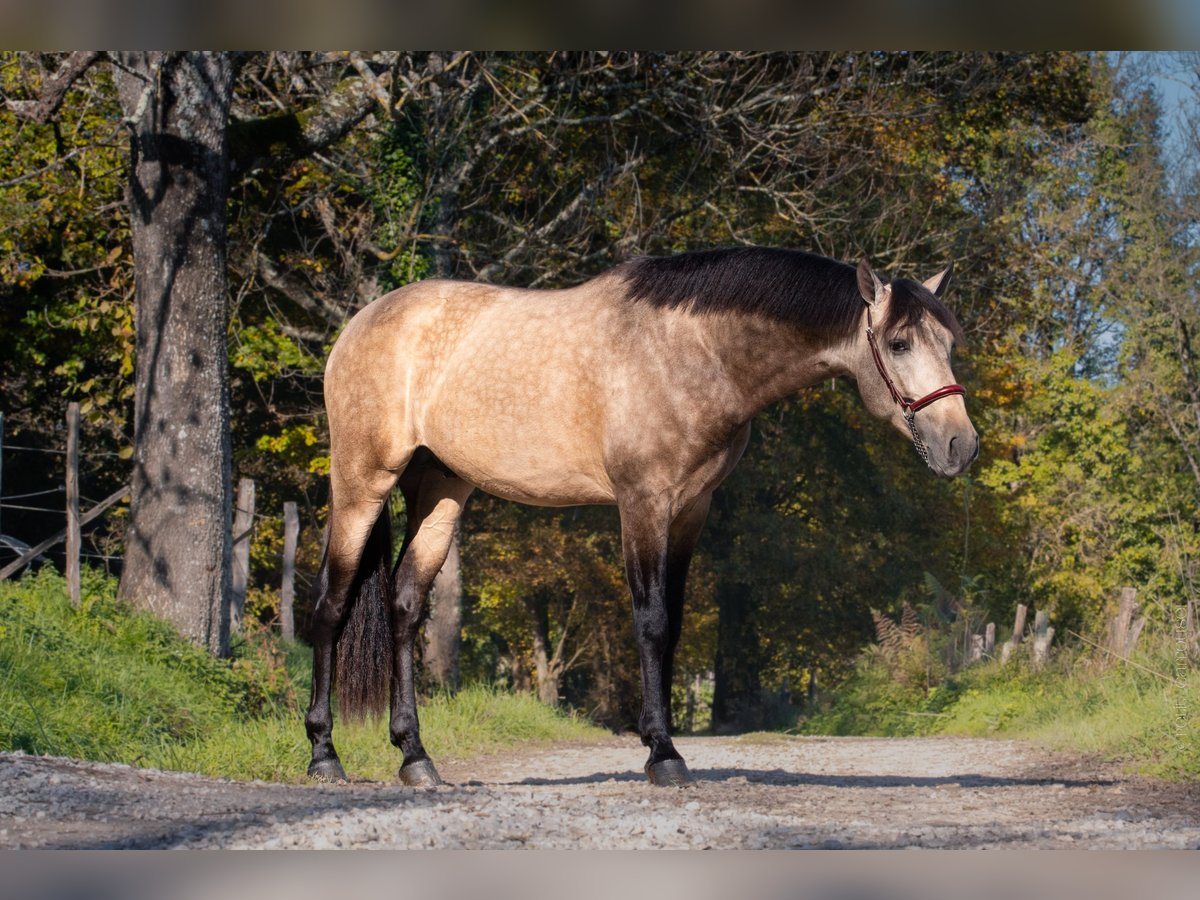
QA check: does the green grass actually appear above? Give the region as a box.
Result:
[0,567,605,782]
[800,640,1200,780]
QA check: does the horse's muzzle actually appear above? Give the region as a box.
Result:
[937,428,980,477]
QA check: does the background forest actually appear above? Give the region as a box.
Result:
[1,51,1197,742]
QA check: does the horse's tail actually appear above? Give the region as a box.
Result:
[335,502,394,720]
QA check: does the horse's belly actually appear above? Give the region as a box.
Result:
[430,439,616,507]
[408,294,619,506]
[472,469,615,507]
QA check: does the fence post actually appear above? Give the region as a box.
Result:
[969,634,985,663]
[0,410,5,539]
[1032,609,1055,669]
[280,501,298,642]
[984,622,996,658]
[65,402,81,607]
[1001,603,1028,664]
[229,477,255,634]
[1108,587,1143,658]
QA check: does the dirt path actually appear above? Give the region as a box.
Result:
[2,735,1198,849]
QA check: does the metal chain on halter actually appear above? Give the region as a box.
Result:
[905,409,932,468]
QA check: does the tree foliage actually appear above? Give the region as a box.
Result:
[3,52,1197,728]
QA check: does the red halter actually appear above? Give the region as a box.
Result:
[864,304,965,416]
[864,303,965,467]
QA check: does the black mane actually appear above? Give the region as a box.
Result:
[619,247,964,343]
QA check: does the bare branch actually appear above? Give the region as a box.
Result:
[254,250,345,325]
[6,51,102,124]
[348,51,393,118]
[229,52,400,174]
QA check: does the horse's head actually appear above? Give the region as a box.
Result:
[852,259,978,477]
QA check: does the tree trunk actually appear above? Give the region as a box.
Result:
[114,52,236,657]
[531,638,559,706]
[509,653,532,694]
[423,522,461,690]
[711,578,762,733]
[525,589,561,706]
[530,638,561,707]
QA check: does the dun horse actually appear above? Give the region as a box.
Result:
[305,247,977,787]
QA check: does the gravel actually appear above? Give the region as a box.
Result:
[3,735,1199,849]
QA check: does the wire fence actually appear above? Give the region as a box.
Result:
[2,410,305,636]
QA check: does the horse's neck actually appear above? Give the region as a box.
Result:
[688,311,852,420]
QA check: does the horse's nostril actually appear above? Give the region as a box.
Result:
[948,433,977,469]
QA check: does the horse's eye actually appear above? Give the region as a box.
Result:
[889,339,910,354]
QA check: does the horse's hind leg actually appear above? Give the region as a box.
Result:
[305,460,401,781]
[389,461,473,786]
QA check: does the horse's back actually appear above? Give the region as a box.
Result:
[326,277,625,505]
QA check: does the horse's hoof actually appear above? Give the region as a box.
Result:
[399,759,444,787]
[646,758,692,787]
[307,758,348,783]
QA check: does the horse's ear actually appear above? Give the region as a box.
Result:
[923,262,953,298]
[857,259,886,307]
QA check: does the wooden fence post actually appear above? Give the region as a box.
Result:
[65,402,81,607]
[1000,603,1028,664]
[1032,609,1055,668]
[229,477,255,634]
[1107,587,1145,659]
[1125,616,1146,655]
[280,501,298,642]
[0,410,5,539]
[984,622,996,658]
[969,634,985,663]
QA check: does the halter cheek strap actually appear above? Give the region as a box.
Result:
[864,303,966,467]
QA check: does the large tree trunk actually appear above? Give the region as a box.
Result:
[114,52,236,657]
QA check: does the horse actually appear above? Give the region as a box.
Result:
[304,247,978,788]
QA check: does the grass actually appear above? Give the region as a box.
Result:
[0,566,605,783]
[800,638,1200,780]
[8,565,1193,782]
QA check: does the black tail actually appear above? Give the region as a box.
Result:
[335,504,394,720]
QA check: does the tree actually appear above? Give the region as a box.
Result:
[111,53,237,654]
[8,51,395,654]
[1,52,132,565]
[12,50,1170,727]
[467,507,626,707]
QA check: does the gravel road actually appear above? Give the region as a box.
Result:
[3,735,1198,849]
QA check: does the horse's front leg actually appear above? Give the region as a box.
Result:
[620,499,691,786]
[661,493,712,732]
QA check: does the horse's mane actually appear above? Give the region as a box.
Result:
[618,247,964,344]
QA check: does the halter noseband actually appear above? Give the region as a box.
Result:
[864,302,965,467]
